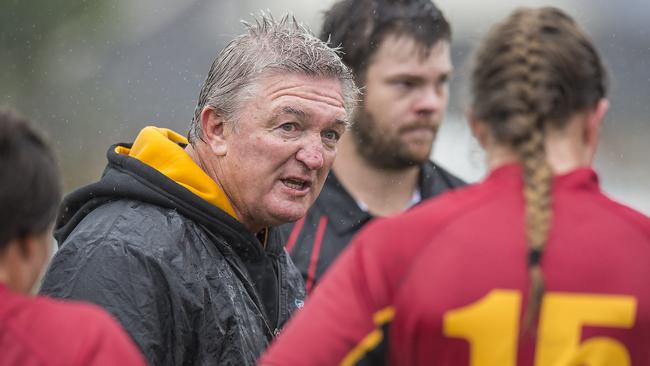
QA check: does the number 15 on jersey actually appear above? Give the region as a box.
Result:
[443,290,637,365]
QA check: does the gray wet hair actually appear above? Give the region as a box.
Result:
[188,14,359,144]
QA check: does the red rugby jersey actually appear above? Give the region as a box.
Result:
[261,164,650,366]
[0,284,146,366]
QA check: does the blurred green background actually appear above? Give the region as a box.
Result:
[2,0,649,214]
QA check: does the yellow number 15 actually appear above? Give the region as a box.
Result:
[443,290,637,366]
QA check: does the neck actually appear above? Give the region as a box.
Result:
[185,143,263,233]
[486,128,591,175]
[0,243,32,294]
[333,135,421,216]
[0,266,10,290]
[185,143,209,176]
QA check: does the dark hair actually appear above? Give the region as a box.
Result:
[0,110,62,250]
[470,7,607,327]
[321,0,451,82]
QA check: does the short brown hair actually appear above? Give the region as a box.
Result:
[321,0,451,82]
[0,110,61,249]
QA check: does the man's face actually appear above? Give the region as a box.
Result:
[352,35,452,169]
[214,73,347,231]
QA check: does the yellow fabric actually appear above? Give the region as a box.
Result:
[115,126,237,219]
[340,307,395,366]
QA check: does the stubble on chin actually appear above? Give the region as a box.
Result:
[351,108,436,170]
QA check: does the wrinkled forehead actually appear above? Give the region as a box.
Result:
[264,73,344,104]
[249,72,349,123]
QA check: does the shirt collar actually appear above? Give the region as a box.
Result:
[321,162,440,235]
[486,163,600,192]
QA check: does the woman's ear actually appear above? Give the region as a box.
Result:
[584,98,609,147]
[200,107,228,156]
[468,109,489,149]
[581,98,609,165]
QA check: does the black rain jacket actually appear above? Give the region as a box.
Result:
[40,136,306,366]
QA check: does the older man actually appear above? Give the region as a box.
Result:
[40,15,356,366]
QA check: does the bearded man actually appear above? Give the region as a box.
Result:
[281,0,465,292]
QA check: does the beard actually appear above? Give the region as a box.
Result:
[351,106,439,170]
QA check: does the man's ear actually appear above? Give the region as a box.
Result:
[200,107,228,156]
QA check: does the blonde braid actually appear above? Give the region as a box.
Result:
[507,19,554,328]
[472,7,607,330]
[519,127,553,330]
[472,8,561,329]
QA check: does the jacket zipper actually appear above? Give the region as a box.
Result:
[222,254,276,340]
[273,260,282,336]
[202,227,276,340]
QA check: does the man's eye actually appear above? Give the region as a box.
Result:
[279,123,297,132]
[394,79,416,88]
[322,130,340,142]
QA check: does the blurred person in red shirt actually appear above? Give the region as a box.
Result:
[261,6,650,365]
[0,110,146,366]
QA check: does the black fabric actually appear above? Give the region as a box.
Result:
[280,160,465,289]
[528,248,543,266]
[41,143,306,366]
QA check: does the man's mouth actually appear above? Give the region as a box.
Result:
[400,123,438,134]
[281,178,311,191]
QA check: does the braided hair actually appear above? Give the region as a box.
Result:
[470,7,607,328]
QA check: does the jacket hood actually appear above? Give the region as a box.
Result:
[114,126,236,218]
[55,127,274,257]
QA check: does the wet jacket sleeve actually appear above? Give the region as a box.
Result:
[40,238,181,365]
[260,231,393,366]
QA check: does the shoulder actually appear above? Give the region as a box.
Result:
[5,295,143,365]
[44,199,206,296]
[62,198,200,255]
[362,180,488,246]
[345,181,496,296]
[552,169,650,242]
[29,296,121,332]
[312,171,357,212]
[423,160,467,188]
[586,191,650,242]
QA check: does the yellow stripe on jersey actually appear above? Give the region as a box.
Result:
[340,306,395,366]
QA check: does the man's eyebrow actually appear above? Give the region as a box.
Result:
[277,106,349,129]
[267,106,307,126]
[335,118,350,129]
[388,68,454,81]
[282,106,306,119]
[390,73,425,79]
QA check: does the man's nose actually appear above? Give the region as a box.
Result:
[296,139,325,170]
[414,88,442,116]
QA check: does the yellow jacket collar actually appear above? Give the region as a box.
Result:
[115,126,238,219]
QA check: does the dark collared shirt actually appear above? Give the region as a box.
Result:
[279,160,465,293]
